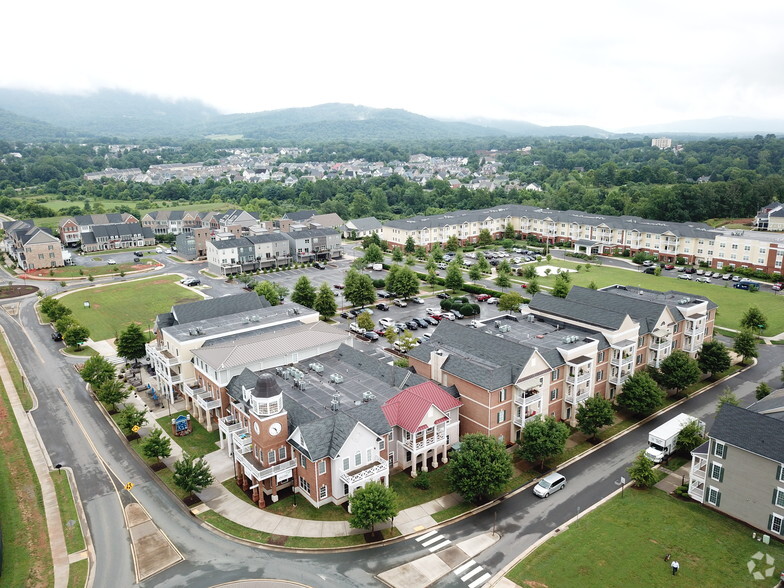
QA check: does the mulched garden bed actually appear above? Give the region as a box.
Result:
[267,534,288,546]
[183,494,201,507]
[0,285,39,299]
[364,531,384,543]
[150,462,167,472]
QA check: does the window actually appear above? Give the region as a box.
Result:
[319,485,328,500]
[713,441,726,459]
[638,337,644,347]
[342,457,350,471]
[598,351,605,362]
[551,368,561,380]
[596,370,604,382]
[707,486,721,506]
[378,437,385,451]
[636,354,643,365]
[278,446,287,461]
[318,460,327,475]
[499,388,507,402]
[267,450,276,465]
[771,514,784,534]
[355,451,362,467]
[299,476,311,494]
[778,465,784,483]
[300,453,307,468]
[366,448,372,462]
[710,463,724,482]
[550,389,559,401]
[497,410,507,424]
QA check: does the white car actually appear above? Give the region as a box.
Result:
[410,297,424,304]
[106,259,116,265]
[678,274,691,280]
[349,322,364,334]
[379,317,395,328]
[441,312,456,321]
[426,308,441,316]
[165,248,173,254]
[393,298,408,307]
[486,297,500,304]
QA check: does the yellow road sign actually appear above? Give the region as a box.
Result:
[132,425,140,432]
[124,482,134,491]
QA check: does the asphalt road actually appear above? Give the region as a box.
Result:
[4,252,783,587]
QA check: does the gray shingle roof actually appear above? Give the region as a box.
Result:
[210,238,253,250]
[528,292,630,331]
[169,292,269,325]
[710,404,784,462]
[283,210,318,221]
[246,233,289,245]
[346,217,382,231]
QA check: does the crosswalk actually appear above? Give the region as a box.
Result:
[415,531,492,587]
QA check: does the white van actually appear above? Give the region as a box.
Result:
[533,472,566,498]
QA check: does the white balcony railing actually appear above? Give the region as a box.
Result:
[196,391,221,411]
[515,389,542,405]
[236,455,296,483]
[650,338,671,352]
[566,371,591,386]
[514,413,541,427]
[402,430,445,452]
[565,388,591,404]
[610,353,634,368]
[219,415,244,436]
[340,461,388,485]
[233,429,252,454]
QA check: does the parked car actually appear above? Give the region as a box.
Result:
[349,322,364,334]
[181,277,201,287]
[393,298,408,307]
[441,312,456,321]
[357,308,374,315]
[451,310,464,319]
[376,303,390,311]
[429,314,444,321]
[164,249,172,254]
[106,259,116,265]
[133,251,144,257]
[373,327,387,336]
[410,296,424,304]
[51,331,63,341]
[533,472,567,498]
[773,283,783,291]
[696,277,711,283]
[405,320,419,330]
[470,319,482,328]
[696,269,704,275]
[133,257,141,262]
[334,284,345,289]
[437,263,448,270]
[476,294,491,302]
[722,274,732,281]
[155,247,163,253]
[664,264,675,270]
[486,297,500,304]
[412,318,429,328]
[678,274,691,280]
[364,331,379,341]
[732,275,741,282]
[426,308,441,315]
[421,333,432,342]
[642,260,654,267]
[394,322,408,331]
[422,316,438,326]
[379,317,395,328]
[436,292,451,299]
[340,311,351,319]
[712,272,723,278]
[676,266,685,272]
[376,290,391,298]
[314,262,326,270]
[393,340,419,353]
[684,267,696,274]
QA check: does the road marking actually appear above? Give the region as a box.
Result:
[467,572,491,588]
[428,539,451,552]
[421,534,445,547]
[417,530,438,543]
[461,567,484,582]
[454,560,477,575]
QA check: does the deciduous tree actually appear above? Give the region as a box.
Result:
[445,235,460,252]
[291,276,317,308]
[740,305,767,332]
[404,236,416,254]
[63,325,90,350]
[172,453,214,497]
[628,452,657,488]
[117,405,147,436]
[733,329,758,363]
[356,311,374,332]
[516,416,570,471]
[468,264,482,281]
[676,420,707,452]
[498,292,524,312]
[697,340,731,378]
[478,228,492,246]
[348,481,398,533]
[80,355,116,388]
[551,273,570,298]
[344,269,377,308]
[616,372,665,416]
[392,248,404,263]
[656,350,701,396]
[95,378,130,410]
[313,282,337,319]
[444,262,464,292]
[116,323,147,364]
[141,428,172,462]
[716,388,740,413]
[448,434,512,503]
[362,243,383,265]
[254,281,287,306]
[756,382,772,400]
[576,396,615,441]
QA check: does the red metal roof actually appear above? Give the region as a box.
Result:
[381,381,462,434]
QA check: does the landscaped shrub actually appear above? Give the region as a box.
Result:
[440,299,453,310]
[460,303,475,316]
[373,279,386,288]
[412,473,431,490]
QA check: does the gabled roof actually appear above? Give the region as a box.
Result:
[284,228,340,239]
[382,381,461,433]
[283,210,318,222]
[528,292,631,331]
[710,404,784,462]
[346,217,382,231]
[169,292,269,325]
[246,233,289,245]
[210,237,253,250]
[90,223,153,240]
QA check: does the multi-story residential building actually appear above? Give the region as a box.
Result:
[79,223,156,252]
[175,227,211,260]
[688,399,784,538]
[285,228,343,263]
[3,220,64,270]
[342,217,382,238]
[408,285,715,439]
[147,292,286,403]
[141,210,203,235]
[651,137,672,149]
[754,201,784,231]
[205,233,291,275]
[58,213,139,246]
[213,344,459,509]
[380,204,784,275]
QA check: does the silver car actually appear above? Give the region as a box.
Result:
[533,472,566,498]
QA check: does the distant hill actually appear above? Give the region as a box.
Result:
[0,88,219,138]
[197,103,503,142]
[0,108,71,142]
[619,116,784,136]
[458,117,612,138]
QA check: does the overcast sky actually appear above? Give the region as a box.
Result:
[3,1,783,131]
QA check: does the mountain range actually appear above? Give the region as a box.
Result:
[0,88,782,143]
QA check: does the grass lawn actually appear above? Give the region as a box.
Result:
[264,492,350,521]
[27,261,158,279]
[67,559,89,588]
[198,510,272,543]
[58,275,202,340]
[157,411,220,458]
[63,345,99,358]
[50,471,86,554]
[0,332,33,411]
[532,259,784,333]
[0,358,53,586]
[506,489,784,588]
[390,466,454,510]
[432,502,473,523]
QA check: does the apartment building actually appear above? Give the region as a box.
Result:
[754,201,784,231]
[3,220,64,270]
[380,204,784,275]
[408,285,715,441]
[285,228,343,263]
[58,213,139,246]
[688,399,784,538]
[342,216,382,238]
[212,344,460,509]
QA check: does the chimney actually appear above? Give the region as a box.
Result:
[431,349,449,385]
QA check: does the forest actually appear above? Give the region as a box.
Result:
[0,135,782,225]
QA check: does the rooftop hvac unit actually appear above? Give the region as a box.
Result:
[330,393,341,411]
[275,366,284,376]
[362,391,376,402]
[289,368,303,380]
[330,373,344,384]
[494,321,501,329]
[526,314,536,323]
[282,368,290,380]
[309,362,324,373]
[499,325,511,333]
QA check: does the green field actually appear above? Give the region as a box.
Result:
[57,275,202,340]
[532,259,784,333]
[156,411,220,458]
[506,489,784,588]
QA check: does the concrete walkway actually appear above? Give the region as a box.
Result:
[655,463,692,494]
[0,330,70,588]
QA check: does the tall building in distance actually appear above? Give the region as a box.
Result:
[651,137,672,149]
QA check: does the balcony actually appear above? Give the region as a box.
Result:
[402,430,446,451]
[685,324,703,337]
[219,415,244,436]
[340,459,388,485]
[237,453,296,483]
[565,387,591,404]
[649,338,671,352]
[233,429,252,454]
[146,343,181,367]
[196,390,221,411]
[609,368,631,386]
[610,351,634,368]
[566,371,591,386]
[513,413,541,427]
[514,388,542,405]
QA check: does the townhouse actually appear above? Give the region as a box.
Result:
[141,210,203,235]
[79,223,156,252]
[212,344,460,509]
[205,233,291,275]
[688,399,784,538]
[2,220,64,270]
[380,204,784,275]
[408,285,715,440]
[285,228,343,263]
[58,213,139,247]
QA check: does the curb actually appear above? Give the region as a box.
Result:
[62,466,95,588]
